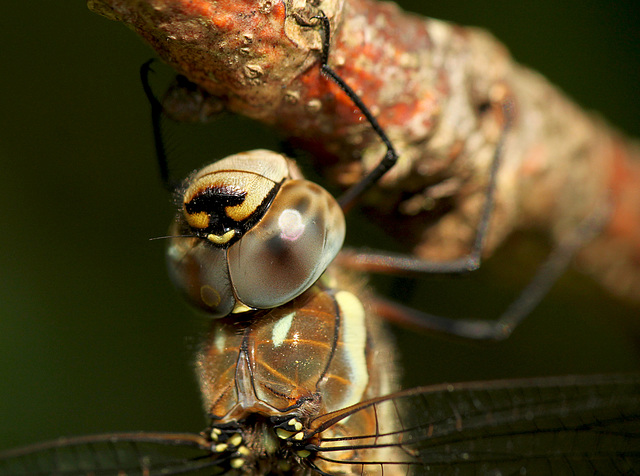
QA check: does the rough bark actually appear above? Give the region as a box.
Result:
[87,0,640,301]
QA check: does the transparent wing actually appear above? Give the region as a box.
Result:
[0,432,222,476]
[308,374,640,475]
[2,376,638,475]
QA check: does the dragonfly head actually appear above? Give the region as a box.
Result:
[167,150,345,317]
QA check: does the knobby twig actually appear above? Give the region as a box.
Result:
[88,0,640,301]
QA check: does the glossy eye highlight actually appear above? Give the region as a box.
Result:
[228,180,345,310]
[278,209,305,241]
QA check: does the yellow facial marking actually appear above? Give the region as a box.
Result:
[296,450,311,458]
[230,458,245,469]
[185,210,210,229]
[206,230,236,245]
[222,172,276,222]
[232,302,253,314]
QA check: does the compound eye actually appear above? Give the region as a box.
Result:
[227,180,345,309]
[166,221,237,318]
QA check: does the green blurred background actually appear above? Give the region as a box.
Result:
[1,1,638,449]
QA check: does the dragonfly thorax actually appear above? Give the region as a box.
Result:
[167,150,346,317]
[195,283,404,474]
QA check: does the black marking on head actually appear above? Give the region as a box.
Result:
[184,179,285,248]
[185,186,246,234]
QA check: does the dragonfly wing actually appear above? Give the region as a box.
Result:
[0,432,221,476]
[310,374,640,475]
[3,376,638,475]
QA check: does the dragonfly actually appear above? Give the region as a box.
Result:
[2,61,639,473]
[2,274,639,474]
[2,2,636,469]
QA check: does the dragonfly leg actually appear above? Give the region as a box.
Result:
[291,12,588,340]
[337,96,514,276]
[294,12,399,212]
[370,200,610,340]
[296,10,515,271]
[140,59,178,192]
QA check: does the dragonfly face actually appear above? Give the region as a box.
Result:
[167,150,345,317]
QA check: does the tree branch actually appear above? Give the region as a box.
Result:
[87,0,640,301]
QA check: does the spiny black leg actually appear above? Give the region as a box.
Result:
[297,12,399,212]
[301,11,509,277]
[338,99,514,275]
[140,59,175,192]
[292,13,608,341]
[371,200,610,340]
[298,12,517,279]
